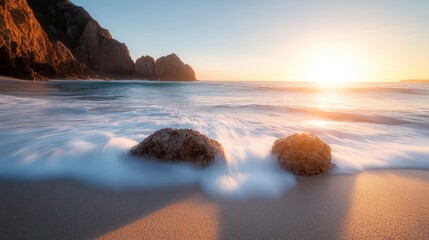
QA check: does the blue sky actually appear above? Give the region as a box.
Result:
[72,0,429,81]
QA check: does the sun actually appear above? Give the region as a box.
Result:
[304,53,360,85]
[302,48,365,86]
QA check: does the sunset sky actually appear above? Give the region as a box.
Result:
[72,0,429,82]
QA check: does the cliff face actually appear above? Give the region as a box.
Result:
[27,0,135,79]
[0,0,196,81]
[0,0,88,80]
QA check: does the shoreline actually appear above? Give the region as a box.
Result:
[0,75,199,82]
[0,75,30,82]
[0,75,123,82]
[3,75,429,83]
[1,169,428,239]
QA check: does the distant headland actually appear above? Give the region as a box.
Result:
[0,0,196,81]
[400,79,429,83]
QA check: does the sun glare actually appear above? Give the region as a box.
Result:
[306,54,358,84]
[301,47,367,86]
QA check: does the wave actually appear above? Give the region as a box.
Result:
[1,127,428,200]
[0,131,296,199]
[0,80,428,200]
[213,104,429,127]
[243,84,427,95]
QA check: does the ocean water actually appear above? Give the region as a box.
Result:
[0,80,428,199]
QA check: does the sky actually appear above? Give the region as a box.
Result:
[72,0,429,81]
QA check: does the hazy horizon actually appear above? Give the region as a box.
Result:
[72,0,429,82]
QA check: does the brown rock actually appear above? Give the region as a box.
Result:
[130,128,224,167]
[27,0,135,79]
[135,55,156,79]
[0,0,88,80]
[272,132,333,176]
[2,1,197,81]
[155,53,196,81]
[76,20,134,78]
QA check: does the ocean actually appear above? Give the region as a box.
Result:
[0,80,428,199]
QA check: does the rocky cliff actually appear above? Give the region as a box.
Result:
[0,0,88,80]
[0,0,196,81]
[27,0,135,79]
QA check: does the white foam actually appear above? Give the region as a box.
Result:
[0,81,428,200]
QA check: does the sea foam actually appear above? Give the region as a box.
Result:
[0,80,428,199]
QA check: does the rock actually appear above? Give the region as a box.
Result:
[130,128,224,167]
[155,53,196,81]
[27,0,135,79]
[0,0,88,80]
[1,0,197,81]
[272,132,333,176]
[76,20,134,78]
[135,55,156,79]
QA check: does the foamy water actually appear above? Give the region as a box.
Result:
[0,80,428,199]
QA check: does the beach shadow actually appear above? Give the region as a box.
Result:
[214,173,357,239]
[0,179,196,240]
[2,171,426,239]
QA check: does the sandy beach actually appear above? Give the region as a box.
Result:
[1,170,428,239]
[0,76,26,81]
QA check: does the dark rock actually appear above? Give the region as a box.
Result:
[27,0,135,79]
[76,20,134,78]
[272,132,333,176]
[0,0,88,80]
[155,53,196,81]
[130,128,224,167]
[1,0,197,81]
[135,55,156,79]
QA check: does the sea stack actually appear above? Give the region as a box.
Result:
[154,54,196,81]
[130,128,224,167]
[134,55,156,79]
[272,132,333,176]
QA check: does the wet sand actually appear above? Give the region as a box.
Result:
[0,75,25,81]
[0,170,428,239]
